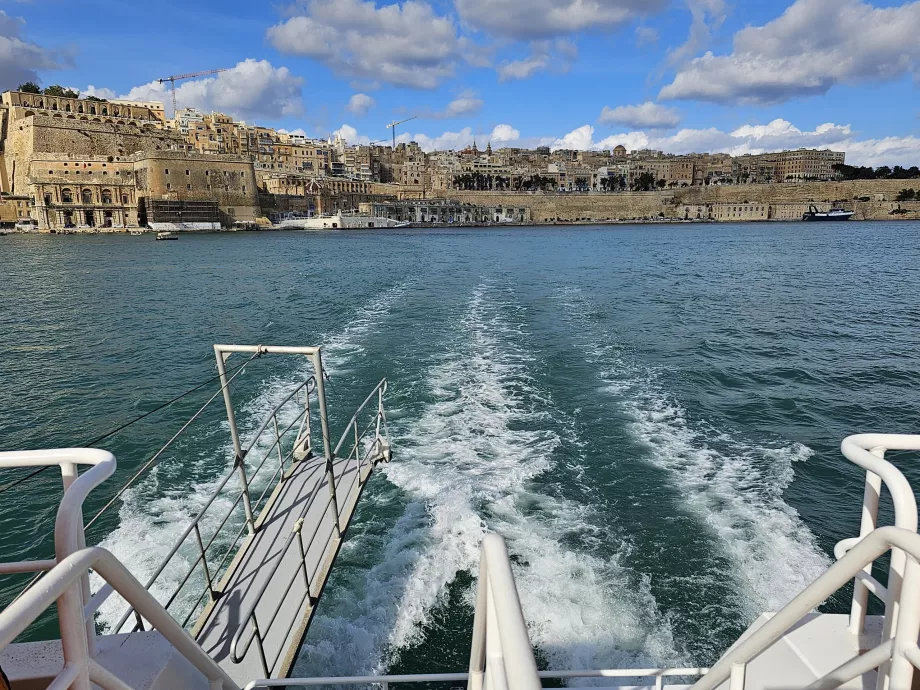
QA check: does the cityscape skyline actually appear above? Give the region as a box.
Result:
[3,0,920,165]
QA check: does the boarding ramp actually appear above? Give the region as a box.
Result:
[104,345,391,685]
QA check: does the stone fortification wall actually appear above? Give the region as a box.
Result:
[133,151,260,224]
[435,179,920,222]
[4,115,185,194]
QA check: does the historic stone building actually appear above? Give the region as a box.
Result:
[134,151,260,225]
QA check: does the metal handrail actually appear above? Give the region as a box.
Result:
[692,526,920,690]
[0,547,239,690]
[112,378,315,633]
[230,379,390,676]
[468,533,541,690]
[0,448,118,658]
[836,434,920,649]
[245,668,711,690]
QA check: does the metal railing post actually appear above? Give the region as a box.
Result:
[851,459,883,636]
[273,415,285,478]
[194,524,216,603]
[253,616,270,678]
[214,346,256,536]
[294,518,313,603]
[310,349,341,537]
[61,461,97,658]
[355,422,361,473]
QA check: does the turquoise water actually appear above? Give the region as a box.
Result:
[1,224,919,678]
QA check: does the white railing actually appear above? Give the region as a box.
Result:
[112,377,316,633]
[244,667,710,690]
[230,379,391,677]
[691,526,920,690]
[0,448,239,690]
[468,533,540,690]
[689,433,920,690]
[1,547,239,690]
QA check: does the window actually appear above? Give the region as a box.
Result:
[186,184,191,191]
[82,189,93,204]
[242,185,246,193]
[164,169,169,175]
[102,190,112,204]
[186,170,190,176]
[48,170,52,175]
[166,183,171,190]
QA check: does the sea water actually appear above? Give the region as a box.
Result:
[1,223,918,679]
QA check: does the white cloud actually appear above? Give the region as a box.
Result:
[421,89,483,118]
[346,93,375,117]
[544,117,920,167]
[81,85,116,100]
[267,0,469,89]
[333,123,372,145]
[660,0,920,105]
[667,0,727,67]
[334,123,519,151]
[0,10,69,90]
[278,128,309,137]
[497,39,577,81]
[599,102,681,129]
[455,0,667,39]
[119,59,303,120]
[635,25,659,47]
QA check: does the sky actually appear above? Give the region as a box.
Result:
[3,0,920,165]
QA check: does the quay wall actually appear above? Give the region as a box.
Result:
[433,180,920,222]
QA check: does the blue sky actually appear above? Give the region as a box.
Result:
[4,0,920,164]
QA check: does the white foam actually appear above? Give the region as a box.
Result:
[297,285,680,680]
[558,287,830,619]
[93,285,408,631]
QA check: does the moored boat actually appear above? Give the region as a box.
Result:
[803,205,855,221]
[155,231,179,241]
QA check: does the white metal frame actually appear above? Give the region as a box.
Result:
[0,448,240,690]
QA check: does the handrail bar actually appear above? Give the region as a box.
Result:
[332,379,388,457]
[690,525,920,690]
[468,533,541,690]
[0,448,117,662]
[0,547,239,690]
[230,380,390,673]
[113,379,313,632]
[244,667,711,689]
[240,378,316,460]
[839,434,920,657]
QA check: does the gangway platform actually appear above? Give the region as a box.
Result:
[105,345,392,685]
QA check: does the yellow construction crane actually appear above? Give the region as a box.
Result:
[386,116,417,150]
[158,69,227,115]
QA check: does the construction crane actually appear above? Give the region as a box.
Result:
[386,116,417,150]
[158,69,227,115]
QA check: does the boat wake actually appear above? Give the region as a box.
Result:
[556,287,830,621]
[297,284,680,681]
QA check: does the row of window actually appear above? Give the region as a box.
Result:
[163,168,248,177]
[163,183,243,192]
[48,189,129,205]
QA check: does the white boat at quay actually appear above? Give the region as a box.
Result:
[3,343,920,689]
[275,213,409,230]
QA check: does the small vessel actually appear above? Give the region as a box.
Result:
[276,212,409,230]
[803,205,855,221]
[156,231,179,241]
[129,230,145,236]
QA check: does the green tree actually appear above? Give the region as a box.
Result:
[43,85,80,98]
[18,82,41,94]
[85,95,107,102]
[633,172,656,192]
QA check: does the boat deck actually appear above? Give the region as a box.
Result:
[192,447,380,686]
